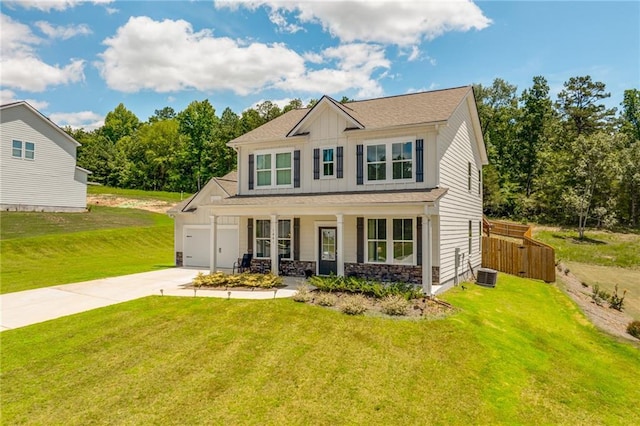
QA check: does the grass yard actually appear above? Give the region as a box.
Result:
[0,206,174,294]
[88,185,189,202]
[534,227,640,320]
[2,275,639,425]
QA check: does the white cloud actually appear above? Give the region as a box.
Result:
[49,111,104,130]
[35,21,92,40]
[407,46,420,62]
[0,14,86,92]
[268,9,303,33]
[0,89,49,110]
[105,6,118,14]
[6,0,113,12]
[96,16,306,95]
[217,0,491,45]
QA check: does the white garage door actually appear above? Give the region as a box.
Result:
[184,228,210,267]
[184,226,239,269]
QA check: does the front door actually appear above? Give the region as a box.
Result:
[318,227,337,275]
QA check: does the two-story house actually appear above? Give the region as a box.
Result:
[0,101,90,212]
[169,86,487,295]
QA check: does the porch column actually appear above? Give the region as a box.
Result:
[210,215,217,274]
[421,215,433,296]
[270,214,279,276]
[336,214,344,276]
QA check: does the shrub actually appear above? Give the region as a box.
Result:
[309,275,421,300]
[627,321,640,339]
[609,284,627,311]
[315,292,337,307]
[192,272,282,289]
[340,294,368,315]
[380,294,410,316]
[591,284,610,306]
[293,285,312,303]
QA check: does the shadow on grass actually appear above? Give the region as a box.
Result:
[551,233,606,245]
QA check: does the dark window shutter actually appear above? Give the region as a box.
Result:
[357,217,364,263]
[294,218,300,260]
[416,217,422,265]
[294,150,301,188]
[313,148,320,180]
[416,139,424,183]
[247,218,253,254]
[356,144,363,185]
[336,146,344,179]
[248,154,255,190]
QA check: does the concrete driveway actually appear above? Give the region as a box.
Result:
[1,268,300,332]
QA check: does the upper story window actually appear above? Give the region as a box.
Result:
[468,162,472,191]
[322,148,334,177]
[478,169,482,195]
[365,139,413,183]
[255,150,292,188]
[12,140,35,160]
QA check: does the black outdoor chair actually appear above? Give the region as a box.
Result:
[233,253,252,274]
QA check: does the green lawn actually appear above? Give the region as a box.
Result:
[0,207,174,294]
[88,185,190,202]
[2,275,639,425]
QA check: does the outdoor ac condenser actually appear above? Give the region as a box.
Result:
[476,268,498,288]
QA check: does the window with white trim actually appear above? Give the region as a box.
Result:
[322,148,334,177]
[393,218,413,264]
[12,140,22,158]
[255,219,271,258]
[367,218,387,262]
[25,142,35,160]
[255,150,292,187]
[365,138,414,183]
[478,220,482,252]
[468,220,473,254]
[468,162,472,191]
[278,219,292,259]
[366,218,415,264]
[478,169,482,195]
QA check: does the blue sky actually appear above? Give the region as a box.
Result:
[1,0,638,130]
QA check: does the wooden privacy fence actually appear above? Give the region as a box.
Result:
[482,219,556,282]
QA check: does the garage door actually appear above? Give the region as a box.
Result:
[184,228,210,267]
[184,226,239,269]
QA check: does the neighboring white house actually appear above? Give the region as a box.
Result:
[169,86,488,295]
[0,101,91,212]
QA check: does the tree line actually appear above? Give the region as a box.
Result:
[67,77,639,231]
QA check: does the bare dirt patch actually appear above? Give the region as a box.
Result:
[87,195,175,214]
[556,262,638,342]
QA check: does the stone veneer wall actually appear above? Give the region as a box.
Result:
[344,263,440,285]
[250,259,316,277]
[175,251,183,267]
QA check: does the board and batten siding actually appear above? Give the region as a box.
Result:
[436,97,484,285]
[0,105,88,211]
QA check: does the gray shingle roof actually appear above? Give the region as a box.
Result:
[230,86,472,145]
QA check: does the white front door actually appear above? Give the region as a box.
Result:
[216,226,239,269]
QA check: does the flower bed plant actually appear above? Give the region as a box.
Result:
[193,272,282,289]
[308,275,422,300]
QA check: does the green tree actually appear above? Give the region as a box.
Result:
[102,103,140,143]
[148,106,176,123]
[283,98,303,113]
[556,76,616,138]
[620,89,640,141]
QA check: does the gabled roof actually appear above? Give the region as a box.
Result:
[229,86,472,145]
[0,101,81,147]
[167,170,238,214]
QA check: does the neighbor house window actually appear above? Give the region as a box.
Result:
[478,169,482,195]
[12,140,22,158]
[392,142,412,179]
[322,148,334,177]
[278,219,292,259]
[393,218,413,264]
[25,142,35,160]
[255,219,271,258]
[365,139,414,183]
[468,162,472,191]
[255,150,292,187]
[469,220,473,254]
[478,221,482,252]
[367,218,387,262]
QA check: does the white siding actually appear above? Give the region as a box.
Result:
[0,104,87,211]
[437,97,483,285]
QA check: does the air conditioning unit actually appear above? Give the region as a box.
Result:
[476,268,498,288]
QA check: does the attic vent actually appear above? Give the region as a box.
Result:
[476,268,498,288]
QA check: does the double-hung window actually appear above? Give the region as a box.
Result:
[255,218,292,259]
[367,218,415,264]
[255,150,292,187]
[322,148,334,177]
[11,140,35,160]
[365,138,414,183]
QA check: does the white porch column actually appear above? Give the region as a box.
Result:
[336,214,344,276]
[210,215,217,274]
[421,215,433,296]
[270,214,279,276]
